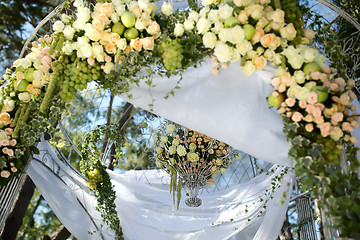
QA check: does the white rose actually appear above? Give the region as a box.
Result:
[18,92,31,103]
[110,12,120,23]
[115,5,126,16]
[79,44,93,58]
[273,53,282,65]
[177,145,187,157]
[203,32,217,49]
[33,60,42,70]
[92,43,105,62]
[196,17,211,35]
[208,9,219,22]
[302,47,318,63]
[172,139,179,146]
[275,66,287,77]
[174,23,184,37]
[166,124,176,133]
[264,49,275,60]
[77,7,91,22]
[160,135,168,143]
[19,58,32,69]
[73,0,84,8]
[77,36,89,45]
[102,62,115,74]
[236,40,252,56]
[3,98,15,112]
[33,70,43,80]
[295,87,310,101]
[112,0,122,8]
[246,50,257,59]
[280,23,297,41]
[250,4,263,20]
[138,0,151,10]
[135,18,147,31]
[242,61,256,75]
[63,26,75,40]
[33,78,43,88]
[61,14,72,24]
[229,25,245,44]
[214,42,232,63]
[183,19,194,31]
[169,146,177,155]
[53,21,64,32]
[199,6,210,18]
[187,152,199,162]
[188,11,199,22]
[202,0,215,6]
[72,20,86,31]
[62,43,73,55]
[218,4,233,20]
[230,47,240,62]
[211,20,223,34]
[161,2,173,16]
[86,28,101,42]
[294,70,305,84]
[219,28,231,43]
[117,38,127,50]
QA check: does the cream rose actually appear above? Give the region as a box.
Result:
[168,146,177,155]
[280,23,297,41]
[161,2,173,16]
[203,32,217,49]
[242,61,256,75]
[166,124,176,133]
[196,17,211,35]
[253,56,267,70]
[174,23,184,37]
[187,152,199,162]
[183,19,194,31]
[250,4,263,20]
[218,4,233,20]
[229,25,245,44]
[214,42,232,63]
[18,92,31,103]
[0,113,11,126]
[147,20,161,35]
[102,62,115,74]
[130,38,142,52]
[3,98,15,112]
[53,20,64,32]
[177,145,186,156]
[140,37,154,51]
[236,40,252,56]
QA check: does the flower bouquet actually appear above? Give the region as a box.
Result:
[154,123,232,208]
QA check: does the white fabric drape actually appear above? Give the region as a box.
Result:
[120,58,292,166]
[28,139,294,240]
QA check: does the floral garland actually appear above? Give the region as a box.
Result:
[0,0,359,237]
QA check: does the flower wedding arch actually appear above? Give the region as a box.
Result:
[0,0,359,238]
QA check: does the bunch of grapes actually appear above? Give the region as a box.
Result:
[87,169,103,190]
[158,38,184,73]
[280,0,303,38]
[59,55,101,102]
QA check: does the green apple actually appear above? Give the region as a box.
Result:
[124,28,139,40]
[16,79,30,92]
[112,22,125,36]
[243,24,255,40]
[121,11,136,28]
[311,86,329,103]
[303,62,320,75]
[24,68,35,82]
[267,91,285,108]
[224,16,240,28]
[16,65,25,72]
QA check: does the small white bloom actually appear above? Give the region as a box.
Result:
[166,124,176,134]
[214,42,232,63]
[62,43,73,55]
[77,6,91,22]
[19,58,32,69]
[169,146,177,155]
[208,9,219,22]
[294,70,305,84]
[160,135,168,143]
[172,139,179,146]
[219,28,231,43]
[18,92,31,102]
[174,23,184,37]
[242,61,256,75]
[203,32,217,49]
[229,25,245,44]
[188,11,199,22]
[199,6,210,18]
[117,38,127,50]
[53,21,65,32]
[218,4,233,20]
[110,12,120,23]
[177,145,187,157]
[115,5,126,16]
[161,2,173,16]
[73,0,84,8]
[63,26,76,40]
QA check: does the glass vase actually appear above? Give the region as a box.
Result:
[181,173,207,207]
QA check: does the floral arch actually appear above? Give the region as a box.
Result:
[0,0,360,239]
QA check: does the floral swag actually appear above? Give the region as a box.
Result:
[0,0,359,238]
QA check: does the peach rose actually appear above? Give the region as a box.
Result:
[100,31,111,45]
[252,29,264,44]
[0,170,10,178]
[344,134,351,141]
[140,37,154,51]
[278,84,286,93]
[285,98,296,107]
[87,28,101,42]
[305,104,314,114]
[305,123,314,132]
[335,77,345,86]
[331,112,344,124]
[278,107,286,114]
[124,45,132,54]
[299,100,307,109]
[271,77,280,88]
[4,128,12,135]
[260,33,275,48]
[307,92,318,105]
[211,68,219,76]
[280,72,291,85]
[291,112,303,122]
[304,114,313,122]
[237,10,249,24]
[1,140,10,146]
[105,44,116,54]
[342,122,353,132]
[2,147,8,154]
[252,56,267,70]
[7,148,14,157]
[92,18,106,31]
[319,122,331,137]
[87,57,95,66]
[0,112,11,125]
[339,93,351,106]
[104,55,112,62]
[323,104,338,117]
[329,83,338,91]
[256,17,267,29]
[314,116,324,124]
[268,36,281,49]
[16,71,25,80]
[99,2,113,17]
[147,20,161,35]
[10,139,16,146]
[350,136,358,144]
[11,167,17,172]
[130,39,142,52]
[310,72,321,80]
[312,107,322,118]
[351,120,359,128]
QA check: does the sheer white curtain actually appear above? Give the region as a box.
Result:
[28,139,294,240]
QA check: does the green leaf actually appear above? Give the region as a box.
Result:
[30,146,40,155]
